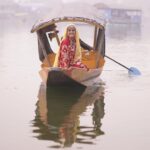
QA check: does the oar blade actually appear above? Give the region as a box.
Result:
[129,67,141,75]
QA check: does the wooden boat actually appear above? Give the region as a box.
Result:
[31,16,106,87]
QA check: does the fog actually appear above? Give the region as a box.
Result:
[1,1,150,150]
[1,0,150,22]
[62,0,150,9]
[0,0,150,36]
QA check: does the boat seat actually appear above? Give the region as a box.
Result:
[82,50,105,69]
[41,50,105,69]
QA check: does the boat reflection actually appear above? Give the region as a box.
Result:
[32,84,105,148]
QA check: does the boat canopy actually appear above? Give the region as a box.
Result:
[31,16,106,33]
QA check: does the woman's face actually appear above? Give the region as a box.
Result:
[67,25,76,39]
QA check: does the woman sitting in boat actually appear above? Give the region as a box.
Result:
[53,24,88,70]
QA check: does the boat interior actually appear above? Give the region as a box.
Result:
[37,22,105,70]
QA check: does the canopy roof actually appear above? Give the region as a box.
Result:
[31,3,106,33]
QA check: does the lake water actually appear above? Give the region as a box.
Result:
[0,14,150,150]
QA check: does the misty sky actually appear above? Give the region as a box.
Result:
[2,0,150,17]
[2,0,150,10]
[62,0,150,10]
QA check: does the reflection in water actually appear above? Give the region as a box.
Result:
[32,84,105,148]
[106,24,141,40]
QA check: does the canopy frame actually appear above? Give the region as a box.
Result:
[31,16,106,33]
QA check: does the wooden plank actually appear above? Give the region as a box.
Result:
[47,70,86,87]
[37,32,51,67]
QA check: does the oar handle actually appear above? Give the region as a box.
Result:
[105,55,132,71]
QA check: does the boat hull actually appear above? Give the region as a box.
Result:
[39,67,103,87]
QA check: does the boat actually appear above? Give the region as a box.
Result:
[94,3,142,25]
[31,15,106,87]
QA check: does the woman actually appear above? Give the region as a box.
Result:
[53,24,88,70]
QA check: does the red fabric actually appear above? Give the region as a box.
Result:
[58,38,88,70]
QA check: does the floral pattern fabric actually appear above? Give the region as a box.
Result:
[58,39,88,70]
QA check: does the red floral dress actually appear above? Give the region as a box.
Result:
[58,38,88,70]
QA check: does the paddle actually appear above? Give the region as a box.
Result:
[105,55,141,75]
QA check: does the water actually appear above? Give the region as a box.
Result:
[32,84,105,148]
[0,12,150,150]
